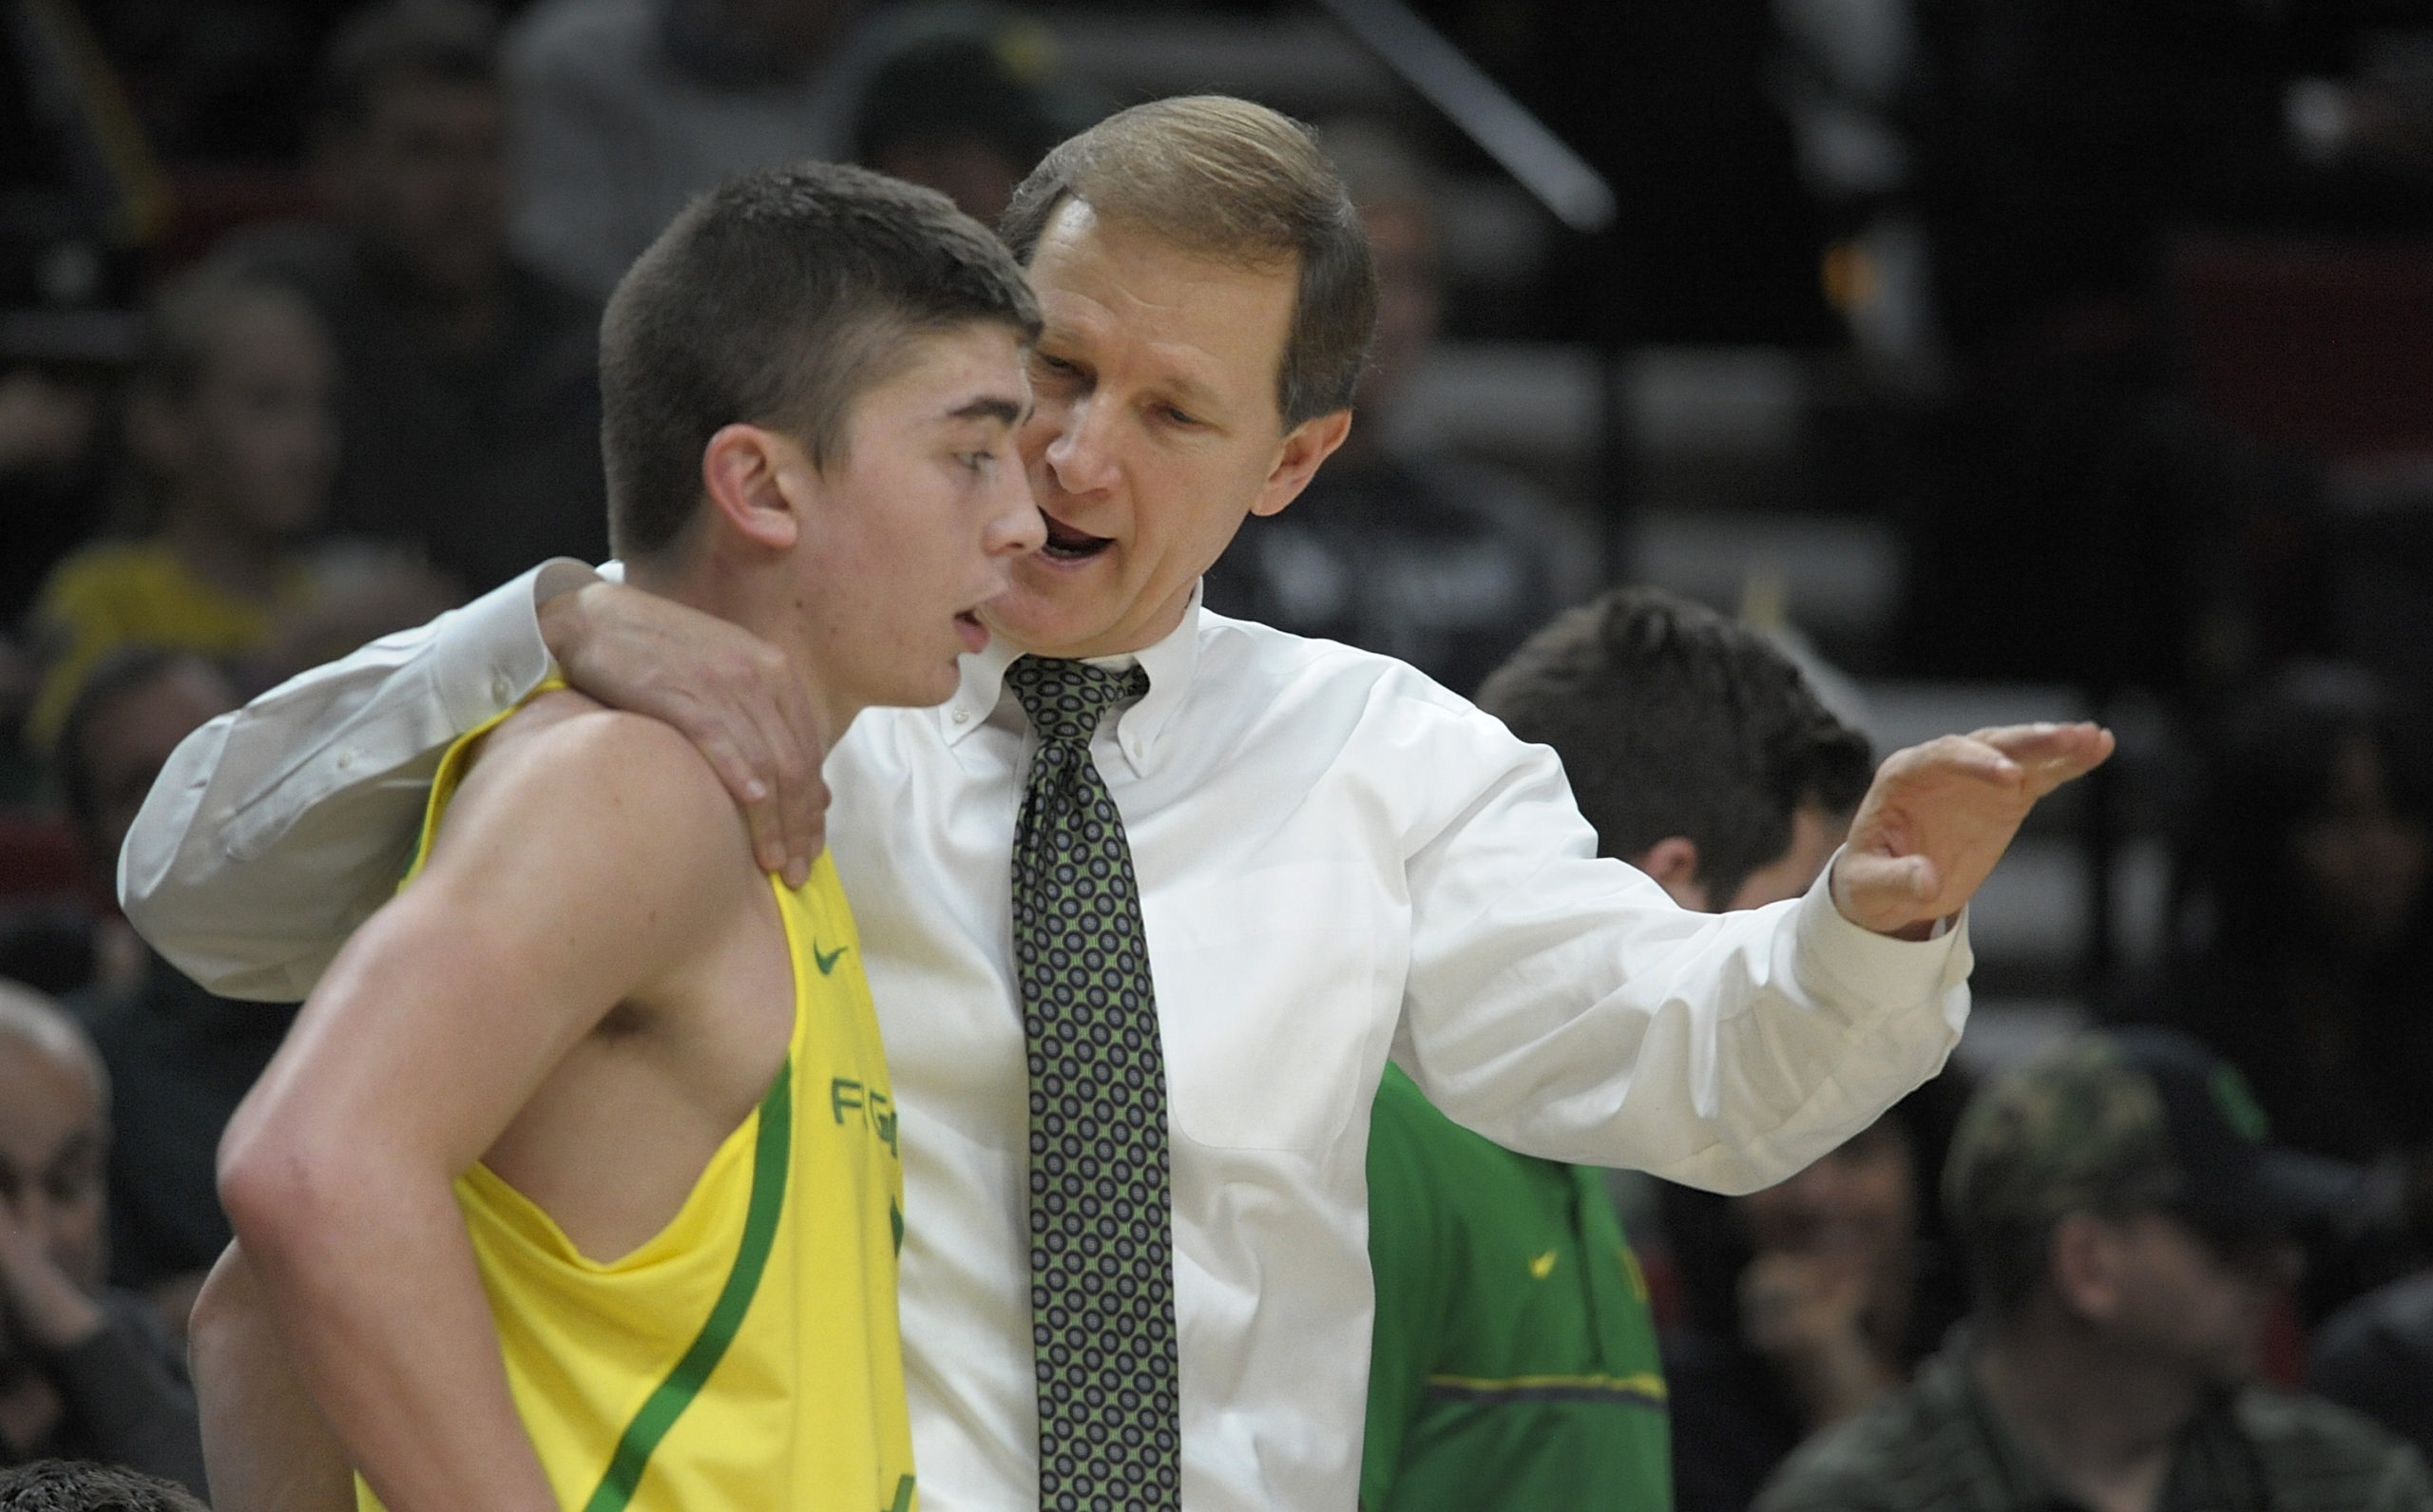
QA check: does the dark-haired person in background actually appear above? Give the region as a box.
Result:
[1357,588,1880,1511]
[1462,592,1967,1512]
[1757,1030,2429,1512]
[1453,587,1957,1512]
[0,982,205,1496]
[225,0,607,595]
[51,650,292,1345]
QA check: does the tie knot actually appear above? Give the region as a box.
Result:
[1006,657,1149,746]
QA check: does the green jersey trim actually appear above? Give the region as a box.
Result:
[581,1062,795,1512]
[1423,1370,1669,1410]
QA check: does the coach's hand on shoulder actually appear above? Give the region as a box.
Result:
[1830,722,2114,940]
[539,580,828,885]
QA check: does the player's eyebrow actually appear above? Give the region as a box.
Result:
[949,394,1029,427]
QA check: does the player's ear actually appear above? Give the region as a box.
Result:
[700,423,804,552]
[1633,836,1710,912]
[1249,408,1354,519]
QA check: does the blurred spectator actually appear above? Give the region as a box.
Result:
[0,1458,205,1511]
[506,0,957,297]
[223,0,609,597]
[1659,1079,1971,1512]
[1201,120,1592,697]
[52,650,291,1340]
[0,982,204,1495]
[22,259,455,751]
[1755,1029,2424,1512]
[2151,664,2433,1169]
[1355,588,1869,1511]
[851,29,1063,225]
[21,262,330,750]
[2310,1160,2433,1465]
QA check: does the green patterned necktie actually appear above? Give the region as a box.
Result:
[1005,655,1181,1512]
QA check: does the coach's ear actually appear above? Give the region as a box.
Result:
[1249,408,1354,519]
[1632,836,1710,912]
[700,423,807,552]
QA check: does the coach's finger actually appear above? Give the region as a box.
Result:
[689,717,788,878]
[1971,721,2114,796]
[753,671,829,886]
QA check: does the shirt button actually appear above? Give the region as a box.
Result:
[952,708,969,724]
[491,673,514,704]
[335,747,358,772]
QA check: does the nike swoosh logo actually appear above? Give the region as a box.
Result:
[1529,1250,1558,1280]
[814,942,848,975]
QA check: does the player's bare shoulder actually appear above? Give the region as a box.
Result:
[426,690,763,920]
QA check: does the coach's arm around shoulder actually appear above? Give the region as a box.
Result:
[121,563,828,998]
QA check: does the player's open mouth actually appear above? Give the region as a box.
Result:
[954,610,988,651]
[1039,513,1113,562]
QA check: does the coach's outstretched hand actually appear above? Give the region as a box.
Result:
[1830,722,2114,939]
[538,580,829,886]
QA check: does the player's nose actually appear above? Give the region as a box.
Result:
[987,470,1047,558]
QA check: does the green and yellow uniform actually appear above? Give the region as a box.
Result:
[1363,1062,1670,1512]
[359,699,917,1512]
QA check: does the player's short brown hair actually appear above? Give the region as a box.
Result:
[601,162,1042,564]
[1000,95,1377,430]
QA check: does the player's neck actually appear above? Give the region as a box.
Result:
[628,552,854,749]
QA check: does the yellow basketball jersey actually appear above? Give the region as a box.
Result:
[359,695,917,1512]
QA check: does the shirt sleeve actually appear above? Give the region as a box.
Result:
[118,561,596,1001]
[1359,1070,1451,1512]
[1392,698,1972,1196]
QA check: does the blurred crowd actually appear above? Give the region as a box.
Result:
[4,0,2433,1507]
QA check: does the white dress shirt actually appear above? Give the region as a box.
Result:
[123,565,1973,1512]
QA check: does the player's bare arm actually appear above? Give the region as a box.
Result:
[218,692,785,1512]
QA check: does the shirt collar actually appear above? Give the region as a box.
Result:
[937,582,1204,775]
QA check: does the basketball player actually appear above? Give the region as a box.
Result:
[212,163,1043,1512]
